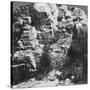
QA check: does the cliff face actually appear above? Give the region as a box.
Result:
[12,2,87,83]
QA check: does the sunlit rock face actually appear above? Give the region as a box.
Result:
[12,2,87,72]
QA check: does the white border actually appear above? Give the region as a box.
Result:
[0,0,89,90]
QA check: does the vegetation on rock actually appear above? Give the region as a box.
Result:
[11,2,88,86]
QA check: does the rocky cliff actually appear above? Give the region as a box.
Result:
[11,2,87,85]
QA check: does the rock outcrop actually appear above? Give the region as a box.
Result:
[12,2,87,78]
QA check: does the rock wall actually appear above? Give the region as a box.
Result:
[12,2,87,75]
